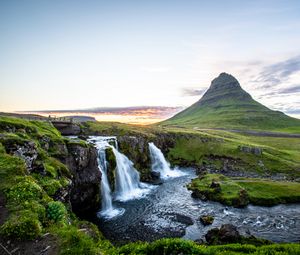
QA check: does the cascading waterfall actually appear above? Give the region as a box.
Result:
[149,142,184,179]
[112,146,151,201]
[91,136,124,219]
[89,136,153,218]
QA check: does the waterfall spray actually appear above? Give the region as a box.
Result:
[149,142,184,179]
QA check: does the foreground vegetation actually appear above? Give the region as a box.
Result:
[188,174,300,207]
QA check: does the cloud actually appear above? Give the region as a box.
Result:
[286,109,300,114]
[181,88,206,96]
[259,84,300,97]
[280,85,300,94]
[251,55,300,89]
[28,106,184,119]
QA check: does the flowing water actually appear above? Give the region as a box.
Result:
[88,136,152,219]
[149,142,185,179]
[94,169,300,244]
[89,136,300,244]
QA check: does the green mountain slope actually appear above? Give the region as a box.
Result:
[162,73,300,133]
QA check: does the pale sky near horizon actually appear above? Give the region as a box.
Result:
[1,0,300,120]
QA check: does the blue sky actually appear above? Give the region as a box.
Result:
[1,0,300,120]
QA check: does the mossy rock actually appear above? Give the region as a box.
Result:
[199,215,214,225]
[0,210,42,240]
[5,176,44,204]
[105,147,116,191]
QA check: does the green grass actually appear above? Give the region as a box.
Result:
[82,121,156,137]
[166,128,300,178]
[116,238,300,255]
[189,174,300,207]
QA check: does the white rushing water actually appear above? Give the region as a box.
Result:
[92,137,124,219]
[148,142,185,179]
[112,146,152,201]
[89,136,152,219]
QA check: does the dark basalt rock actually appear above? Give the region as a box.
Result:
[150,171,161,180]
[2,139,39,173]
[205,224,240,244]
[63,143,101,216]
[52,122,81,135]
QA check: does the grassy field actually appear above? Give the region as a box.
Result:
[188,174,300,207]
[165,127,300,178]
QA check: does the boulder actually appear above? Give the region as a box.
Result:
[199,215,214,225]
[150,171,161,180]
[205,224,241,244]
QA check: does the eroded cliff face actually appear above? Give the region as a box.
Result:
[63,143,101,216]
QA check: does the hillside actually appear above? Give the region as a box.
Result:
[161,73,300,133]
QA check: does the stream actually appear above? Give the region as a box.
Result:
[93,168,300,244]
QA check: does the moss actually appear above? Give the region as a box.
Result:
[52,225,102,255]
[37,176,62,196]
[0,142,5,153]
[0,153,26,190]
[199,215,214,225]
[189,174,300,207]
[0,210,42,240]
[105,147,116,191]
[65,138,89,148]
[5,176,44,204]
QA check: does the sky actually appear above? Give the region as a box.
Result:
[1,0,300,123]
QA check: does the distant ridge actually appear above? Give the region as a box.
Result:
[162,73,300,133]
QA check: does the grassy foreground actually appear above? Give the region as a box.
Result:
[188,174,300,207]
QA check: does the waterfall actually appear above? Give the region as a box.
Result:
[89,136,153,218]
[112,146,152,201]
[149,142,184,179]
[92,136,124,219]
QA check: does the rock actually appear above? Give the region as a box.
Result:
[205,227,220,244]
[199,215,214,225]
[210,181,221,192]
[234,188,249,207]
[219,224,241,242]
[63,143,101,216]
[239,146,262,155]
[52,122,81,135]
[174,214,194,225]
[205,224,241,244]
[150,171,161,180]
[4,140,38,172]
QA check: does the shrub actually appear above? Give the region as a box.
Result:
[47,201,67,222]
[5,176,43,204]
[53,225,101,255]
[0,210,42,240]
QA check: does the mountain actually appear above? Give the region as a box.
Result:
[161,73,300,132]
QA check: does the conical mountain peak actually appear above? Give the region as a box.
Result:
[198,73,252,106]
[161,72,300,130]
[210,72,241,90]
